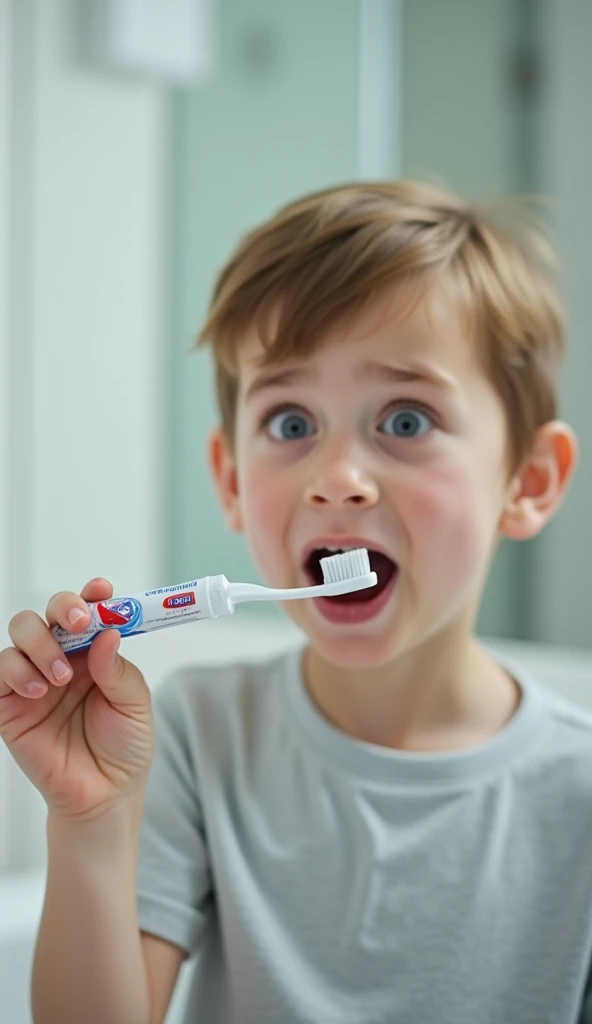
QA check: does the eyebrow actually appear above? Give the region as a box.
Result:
[244,359,459,402]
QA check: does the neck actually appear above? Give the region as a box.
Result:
[303,633,520,753]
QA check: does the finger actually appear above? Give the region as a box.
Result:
[8,609,76,688]
[86,628,150,709]
[1,580,118,700]
[79,577,114,603]
[45,578,114,631]
[0,645,51,700]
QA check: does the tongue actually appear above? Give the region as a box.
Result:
[326,551,396,604]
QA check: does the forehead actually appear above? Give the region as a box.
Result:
[236,278,482,390]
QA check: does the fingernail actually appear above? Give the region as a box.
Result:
[24,681,48,697]
[52,659,71,682]
[68,608,87,626]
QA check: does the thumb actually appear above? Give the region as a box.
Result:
[86,628,150,707]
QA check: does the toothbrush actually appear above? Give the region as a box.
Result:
[52,549,378,654]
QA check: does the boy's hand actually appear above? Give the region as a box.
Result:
[0,578,154,823]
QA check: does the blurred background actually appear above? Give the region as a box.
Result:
[2,0,592,853]
[1,2,591,1019]
[2,0,591,649]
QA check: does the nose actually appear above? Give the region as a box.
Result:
[303,444,379,508]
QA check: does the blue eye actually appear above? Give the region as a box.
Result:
[266,409,315,441]
[379,406,432,439]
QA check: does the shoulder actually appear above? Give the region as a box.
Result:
[490,641,592,762]
[540,685,592,763]
[150,642,304,741]
[543,687,592,734]
[487,642,592,805]
[146,643,305,794]
[518,677,592,816]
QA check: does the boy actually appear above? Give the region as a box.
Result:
[0,180,588,1024]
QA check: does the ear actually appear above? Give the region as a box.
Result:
[208,426,244,533]
[499,421,579,541]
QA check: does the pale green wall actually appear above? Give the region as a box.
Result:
[165,0,364,595]
[167,0,537,639]
[400,0,535,640]
[401,0,520,196]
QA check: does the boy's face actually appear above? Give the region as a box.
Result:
[210,283,570,669]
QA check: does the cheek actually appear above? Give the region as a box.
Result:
[402,461,496,577]
[239,459,277,525]
[236,458,291,571]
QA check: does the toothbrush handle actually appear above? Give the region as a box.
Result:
[229,574,377,605]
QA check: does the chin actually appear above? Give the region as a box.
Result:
[314,631,402,669]
[283,602,403,669]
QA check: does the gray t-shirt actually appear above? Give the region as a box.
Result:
[137,643,592,1024]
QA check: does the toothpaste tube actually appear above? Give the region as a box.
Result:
[52,552,378,655]
[52,576,234,654]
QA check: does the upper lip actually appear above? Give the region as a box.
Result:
[301,536,398,568]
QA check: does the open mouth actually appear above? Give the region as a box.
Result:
[305,547,398,603]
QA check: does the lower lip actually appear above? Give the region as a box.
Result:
[312,569,399,625]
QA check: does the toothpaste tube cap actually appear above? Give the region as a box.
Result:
[207,575,234,617]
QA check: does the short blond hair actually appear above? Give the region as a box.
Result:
[196,180,566,475]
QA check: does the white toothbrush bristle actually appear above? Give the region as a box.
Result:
[320,547,371,584]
